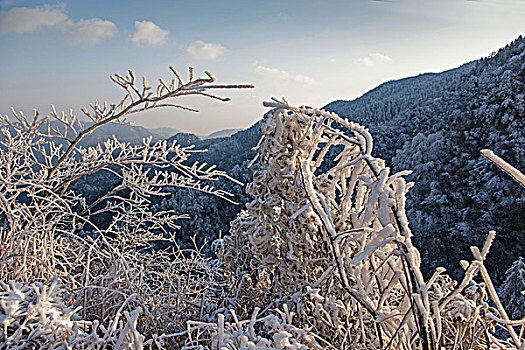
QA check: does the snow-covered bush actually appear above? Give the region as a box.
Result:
[0,278,148,349]
[213,100,523,349]
[0,66,252,347]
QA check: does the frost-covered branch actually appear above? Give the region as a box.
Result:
[481,149,525,188]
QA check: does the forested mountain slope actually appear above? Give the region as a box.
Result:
[325,36,525,280]
[325,63,474,160]
[153,123,261,249]
[67,122,261,250]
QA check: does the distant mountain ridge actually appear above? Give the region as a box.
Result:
[74,123,242,147]
[149,127,180,139]
[167,123,260,170]
[80,123,162,147]
[201,128,242,140]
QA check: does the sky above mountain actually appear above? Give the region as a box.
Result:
[0,0,523,134]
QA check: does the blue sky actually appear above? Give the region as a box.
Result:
[0,0,524,134]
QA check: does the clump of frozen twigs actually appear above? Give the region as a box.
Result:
[0,278,149,349]
[0,66,252,347]
[185,305,322,349]
[214,99,523,349]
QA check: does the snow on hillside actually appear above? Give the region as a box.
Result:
[324,36,525,281]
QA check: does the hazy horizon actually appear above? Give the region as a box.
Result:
[1,0,523,134]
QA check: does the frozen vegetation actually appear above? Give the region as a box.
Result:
[1,37,524,349]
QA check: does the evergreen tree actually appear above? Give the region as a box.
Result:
[500,257,525,320]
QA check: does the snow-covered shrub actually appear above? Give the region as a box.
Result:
[0,278,146,349]
[0,66,252,348]
[186,306,322,349]
[214,100,523,349]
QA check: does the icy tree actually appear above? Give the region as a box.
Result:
[0,66,252,347]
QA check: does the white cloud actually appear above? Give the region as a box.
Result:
[132,20,168,46]
[0,4,68,34]
[294,73,316,85]
[186,40,227,60]
[61,18,118,44]
[0,3,118,44]
[255,65,290,80]
[354,53,393,65]
[255,65,316,85]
